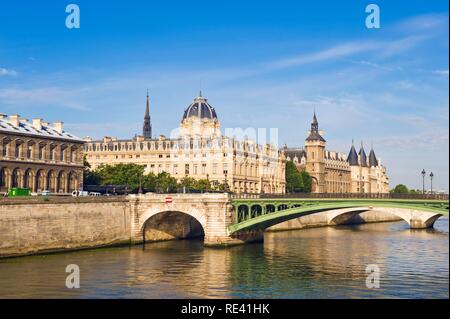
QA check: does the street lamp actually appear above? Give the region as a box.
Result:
[421,169,426,195]
[430,172,434,195]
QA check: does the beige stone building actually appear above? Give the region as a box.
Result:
[0,114,84,193]
[84,93,286,194]
[284,113,389,194]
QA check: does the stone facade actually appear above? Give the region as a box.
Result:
[84,93,286,194]
[284,113,389,194]
[0,114,84,194]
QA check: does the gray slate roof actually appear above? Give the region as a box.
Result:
[0,115,83,142]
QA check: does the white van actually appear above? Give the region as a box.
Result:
[72,190,89,197]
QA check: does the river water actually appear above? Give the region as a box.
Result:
[0,218,448,299]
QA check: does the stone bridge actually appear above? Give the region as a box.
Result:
[129,194,448,246]
[0,193,448,257]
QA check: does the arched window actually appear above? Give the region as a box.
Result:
[24,169,32,189]
[0,168,6,188]
[12,168,20,188]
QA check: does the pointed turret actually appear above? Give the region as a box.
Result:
[143,90,152,139]
[347,140,359,166]
[359,142,368,167]
[306,111,326,142]
[368,146,378,167]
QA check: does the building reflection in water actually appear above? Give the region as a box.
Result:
[0,218,447,298]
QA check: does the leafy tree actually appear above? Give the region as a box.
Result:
[142,173,157,192]
[285,161,304,193]
[179,176,197,190]
[154,172,178,193]
[300,170,312,193]
[83,155,100,186]
[390,184,409,194]
[95,163,145,190]
[195,179,211,191]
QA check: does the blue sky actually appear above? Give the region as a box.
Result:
[0,1,448,190]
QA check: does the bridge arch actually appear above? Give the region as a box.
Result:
[228,200,447,234]
[139,207,207,243]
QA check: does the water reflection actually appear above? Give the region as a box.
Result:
[0,218,448,298]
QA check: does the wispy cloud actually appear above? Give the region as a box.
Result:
[264,35,429,71]
[0,67,18,76]
[434,69,449,76]
[0,87,90,111]
[393,13,449,33]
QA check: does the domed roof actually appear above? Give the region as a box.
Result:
[182,92,218,121]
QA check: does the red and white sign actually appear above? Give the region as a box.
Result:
[165,196,173,204]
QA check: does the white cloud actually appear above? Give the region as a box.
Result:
[433,69,449,76]
[0,67,18,76]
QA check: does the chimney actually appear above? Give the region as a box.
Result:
[54,121,64,133]
[9,114,20,127]
[32,118,43,130]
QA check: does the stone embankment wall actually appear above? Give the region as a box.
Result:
[0,197,130,258]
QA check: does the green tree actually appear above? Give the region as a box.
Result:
[154,172,178,193]
[195,179,211,191]
[285,161,304,193]
[390,184,409,194]
[179,176,197,190]
[300,170,312,193]
[142,173,157,192]
[83,155,100,186]
[95,163,145,190]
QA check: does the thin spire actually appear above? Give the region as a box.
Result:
[145,90,150,118]
[143,90,152,139]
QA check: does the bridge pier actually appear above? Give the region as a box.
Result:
[205,230,264,247]
[409,214,443,229]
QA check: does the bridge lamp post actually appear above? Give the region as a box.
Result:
[430,172,434,195]
[421,169,426,195]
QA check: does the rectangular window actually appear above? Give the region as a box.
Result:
[202,164,206,174]
[185,164,190,175]
[212,163,217,175]
[193,165,198,175]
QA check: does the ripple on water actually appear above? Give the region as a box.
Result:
[0,218,448,298]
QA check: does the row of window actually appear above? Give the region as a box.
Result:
[1,142,78,163]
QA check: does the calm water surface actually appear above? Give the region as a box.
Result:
[0,218,448,298]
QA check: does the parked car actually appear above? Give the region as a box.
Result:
[88,192,101,197]
[41,190,51,196]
